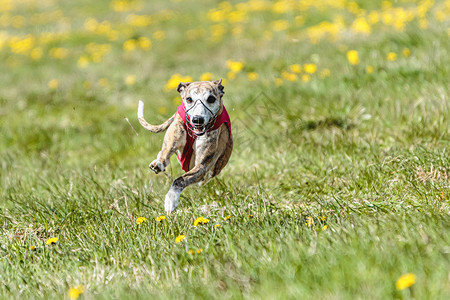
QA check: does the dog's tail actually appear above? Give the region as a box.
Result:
[137,100,175,133]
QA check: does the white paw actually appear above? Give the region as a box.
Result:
[165,188,180,214]
[149,159,165,173]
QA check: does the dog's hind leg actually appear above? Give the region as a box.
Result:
[149,116,186,174]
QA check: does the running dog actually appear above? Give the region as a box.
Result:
[137,79,233,213]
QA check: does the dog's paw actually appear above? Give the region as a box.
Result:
[149,159,165,174]
[164,189,180,214]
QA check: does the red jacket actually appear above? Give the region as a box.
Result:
[176,102,231,172]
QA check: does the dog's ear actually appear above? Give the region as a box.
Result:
[213,79,225,96]
[177,82,191,94]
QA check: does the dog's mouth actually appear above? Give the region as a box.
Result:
[192,125,206,136]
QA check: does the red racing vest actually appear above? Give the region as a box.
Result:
[176,102,231,172]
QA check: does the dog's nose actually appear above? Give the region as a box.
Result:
[191,116,205,126]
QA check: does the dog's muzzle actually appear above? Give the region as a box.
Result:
[185,100,217,136]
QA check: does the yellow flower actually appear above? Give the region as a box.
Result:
[306,217,314,227]
[123,39,137,51]
[138,37,151,50]
[227,72,236,80]
[153,30,165,41]
[136,217,147,224]
[77,56,89,68]
[289,64,302,73]
[98,78,109,87]
[274,78,283,86]
[155,215,167,222]
[226,60,244,73]
[194,217,210,226]
[281,71,297,81]
[200,72,213,81]
[320,216,327,221]
[347,50,360,65]
[224,215,231,220]
[322,225,328,230]
[387,52,397,61]
[303,64,317,74]
[301,74,311,82]
[402,48,411,57]
[68,285,84,300]
[175,235,185,243]
[29,245,36,251]
[125,75,136,86]
[319,69,330,78]
[248,214,254,218]
[247,72,259,81]
[49,47,68,59]
[272,20,289,31]
[48,80,58,89]
[196,248,203,254]
[30,47,43,60]
[46,237,58,245]
[366,65,374,74]
[214,224,221,228]
[165,74,193,91]
[396,273,416,290]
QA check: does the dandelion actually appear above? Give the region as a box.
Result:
[274,78,283,86]
[68,285,84,300]
[136,217,147,224]
[402,48,411,57]
[227,72,236,80]
[289,64,302,73]
[153,30,165,41]
[200,72,213,81]
[281,71,297,81]
[49,47,68,59]
[48,80,58,89]
[30,47,43,60]
[138,37,151,50]
[29,245,36,251]
[214,224,222,228]
[319,69,330,78]
[396,273,416,290]
[320,216,327,221]
[272,20,289,31]
[322,225,328,230]
[98,78,110,87]
[366,65,374,74]
[303,63,317,74]
[123,39,137,51]
[165,74,193,91]
[301,74,311,82]
[226,60,244,73]
[155,215,166,222]
[387,52,397,61]
[247,72,259,81]
[125,75,136,86]
[347,50,360,65]
[194,217,210,226]
[224,215,231,221]
[196,248,203,254]
[77,56,89,68]
[46,237,58,245]
[175,235,185,243]
[248,214,254,218]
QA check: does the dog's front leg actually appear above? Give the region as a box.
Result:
[164,137,218,213]
[149,117,185,174]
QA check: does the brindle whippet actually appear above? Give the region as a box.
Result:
[137,79,233,213]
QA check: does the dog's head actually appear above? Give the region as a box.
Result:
[177,79,225,136]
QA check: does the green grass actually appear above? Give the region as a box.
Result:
[1,0,449,299]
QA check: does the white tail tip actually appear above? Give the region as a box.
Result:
[137,100,144,119]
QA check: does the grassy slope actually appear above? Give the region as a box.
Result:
[0,0,449,299]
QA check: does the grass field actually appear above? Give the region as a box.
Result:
[1,0,449,299]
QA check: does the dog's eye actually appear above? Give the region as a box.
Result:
[207,96,216,103]
[186,97,193,104]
